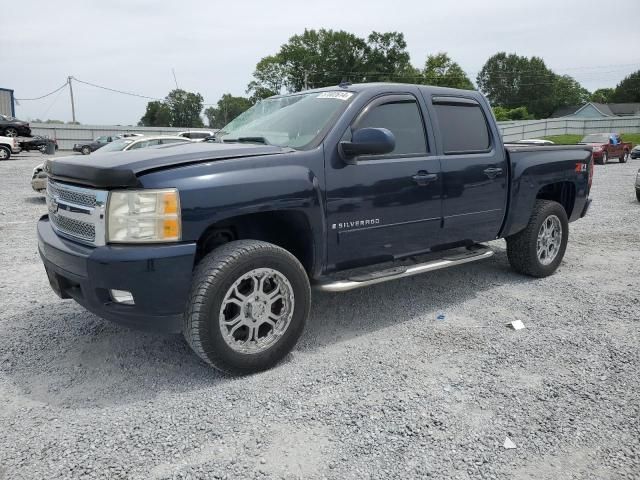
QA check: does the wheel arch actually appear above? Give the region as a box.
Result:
[195,210,319,278]
[535,181,576,218]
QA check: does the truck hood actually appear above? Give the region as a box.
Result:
[44,142,291,188]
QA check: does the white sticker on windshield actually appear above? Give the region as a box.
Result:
[316,91,353,101]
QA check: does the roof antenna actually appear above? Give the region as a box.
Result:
[339,78,351,88]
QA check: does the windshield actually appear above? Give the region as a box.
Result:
[580,134,609,143]
[218,91,355,149]
[97,139,134,152]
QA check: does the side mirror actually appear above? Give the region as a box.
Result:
[339,127,395,164]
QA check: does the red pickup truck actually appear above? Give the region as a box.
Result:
[579,133,631,164]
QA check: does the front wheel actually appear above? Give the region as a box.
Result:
[601,152,608,165]
[0,146,10,160]
[636,190,640,202]
[183,240,311,374]
[506,200,569,278]
[81,146,91,155]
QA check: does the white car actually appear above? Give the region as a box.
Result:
[514,138,555,145]
[0,135,20,160]
[31,135,191,193]
[93,135,191,153]
[177,131,215,142]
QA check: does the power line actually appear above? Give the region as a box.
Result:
[71,77,163,101]
[15,82,69,101]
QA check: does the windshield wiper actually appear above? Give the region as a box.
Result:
[223,136,271,145]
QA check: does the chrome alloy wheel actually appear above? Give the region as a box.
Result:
[219,268,294,354]
[537,215,562,265]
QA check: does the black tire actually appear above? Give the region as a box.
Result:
[0,146,10,160]
[81,146,91,155]
[620,150,629,163]
[506,200,569,278]
[601,152,608,165]
[636,189,640,202]
[183,240,311,374]
[3,127,18,137]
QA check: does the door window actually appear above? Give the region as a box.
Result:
[354,98,427,156]
[433,101,491,154]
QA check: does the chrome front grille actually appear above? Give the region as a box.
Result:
[50,212,96,242]
[46,179,108,246]
[47,180,97,207]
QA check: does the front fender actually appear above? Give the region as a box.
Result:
[139,154,326,273]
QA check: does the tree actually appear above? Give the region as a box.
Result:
[420,53,474,89]
[138,100,172,127]
[139,89,204,127]
[165,89,204,128]
[611,70,640,102]
[492,106,534,121]
[204,94,252,128]
[477,52,588,118]
[246,29,414,97]
[364,31,414,82]
[591,88,615,104]
[552,75,590,108]
[246,55,288,101]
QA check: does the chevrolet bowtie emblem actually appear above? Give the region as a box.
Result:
[48,197,59,214]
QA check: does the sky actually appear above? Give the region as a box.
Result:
[3,0,640,126]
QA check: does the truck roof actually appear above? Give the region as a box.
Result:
[271,82,488,101]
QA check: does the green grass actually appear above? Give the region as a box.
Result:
[543,133,640,147]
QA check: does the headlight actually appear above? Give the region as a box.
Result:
[106,189,181,243]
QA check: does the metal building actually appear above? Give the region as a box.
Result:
[0,88,16,117]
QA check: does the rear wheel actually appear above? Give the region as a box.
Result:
[0,146,10,160]
[183,240,311,374]
[81,146,91,155]
[620,150,629,163]
[506,200,568,278]
[601,151,608,165]
[636,190,640,202]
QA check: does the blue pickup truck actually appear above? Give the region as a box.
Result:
[38,83,593,374]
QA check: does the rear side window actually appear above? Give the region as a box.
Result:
[433,101,491,154]
[356,99,427,156]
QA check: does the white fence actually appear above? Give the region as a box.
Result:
[27,115,640,150]
[28,123,214,150]
[497,116,640,142]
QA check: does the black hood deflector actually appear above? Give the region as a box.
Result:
[45,143,289,188]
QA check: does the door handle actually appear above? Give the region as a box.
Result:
[412,171,438,186]
[483,167,503,179]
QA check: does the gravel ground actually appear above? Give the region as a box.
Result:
[1,151,639,479]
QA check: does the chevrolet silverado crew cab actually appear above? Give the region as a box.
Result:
[38,83,593,374]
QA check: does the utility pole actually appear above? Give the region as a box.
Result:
[67,76,76,123]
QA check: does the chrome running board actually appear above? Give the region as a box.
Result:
[315,245,494,292]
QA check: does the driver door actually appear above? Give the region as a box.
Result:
[325,93,442,269]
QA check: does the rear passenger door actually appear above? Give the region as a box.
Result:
[430,96,508,244]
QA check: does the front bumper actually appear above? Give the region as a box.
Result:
[37,216,197,333]
[31,174,47,192]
